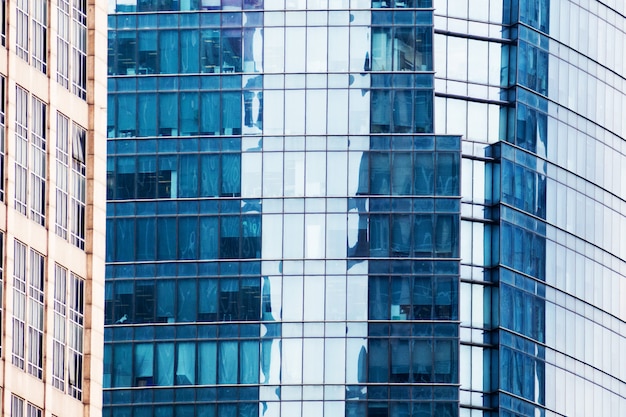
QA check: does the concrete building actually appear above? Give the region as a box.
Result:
[0,0,108,413]
[104,1,626,416]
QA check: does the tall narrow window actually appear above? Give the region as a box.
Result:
[11,395,24,417]
[12,240,27,369]
[71,0,86,99]
[56,113,69,238]
[15,0,28,61]
[0,76,5,202]
[30,97,46,226]
[1,0,6,46]
[57,0,70,87]
[52,264,67,391]
[70,124,86,249]
[14,87,28,215]
[0,233,4,355]
[68,273,84,400]
[31,0,46,73]
[27,249,44,379]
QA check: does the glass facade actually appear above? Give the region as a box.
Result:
[105,1,626,417]
[432,0,626,416]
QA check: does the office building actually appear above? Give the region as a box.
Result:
[104,1,626,417]
[0,0,108,414]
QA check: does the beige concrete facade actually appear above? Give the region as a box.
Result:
[0,0,107,413]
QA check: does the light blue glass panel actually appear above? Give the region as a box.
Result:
[113,343,132,387]
[137,217,156,261]
[157,217,176,260]
[180,30,199,73]
[198,342,217,384]
[177,279,197,321]
[176,342,196,385]
[219,341,238,384]
[159,31,179,73]
[179,154,199,198]
[239,341,259,384]
[156,280,175,322]
[156,343,174,386]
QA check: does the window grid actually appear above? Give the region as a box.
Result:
[71,0,86,99]
[30,97,46,226]
[56,0,70,87]
[31,0,46,73]
[52,264,67,391]
[70,124,86,249]
[56,113,69,238]
[15,0,28,61]
[27,249,44,379]
[68,273,84,400]
[14,87,28,215]
[12,241,27,369]
[10,395,23,417]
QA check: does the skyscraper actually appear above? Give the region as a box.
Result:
[0,0,108,413]
[104,1,626,417]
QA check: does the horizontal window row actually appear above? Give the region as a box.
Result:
[111,74,253,93]
[368,337,458,384]
[105,259,458,281]
[106,340,260,388]
[106,277,262,325]
[113,0,263,13]
[359,150,460,196]
[104,403,258,417]
[106,197,458,218]
[106,323,269,343]
[109,89,254,138]
[107,214,261,262]
[370,25,433,72]
[369,275,458,321]
[110,136,243,155]
[107,153,242,200]
[370,89,433,134]
[104,400,456,417]
[352,401,456,417]
[109,25,261,76]
[108,199,258,217]
[351,213,460,259]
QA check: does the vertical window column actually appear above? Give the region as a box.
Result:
[27,249,44,379]
[68,273,84,400]
[70,124,86,249]
[52,264,67,391]
[56,113,69,238]
[71,0,86,99]
[31,0,46,73]
[30,97,46,226]
[0,76,5,202]
[14,87,28,215]
[57,0,70,87]
[15,0,28,61]
[12,241,27,369]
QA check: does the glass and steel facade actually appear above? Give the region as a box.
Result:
[432,0,626,416]
[105,0,626,417]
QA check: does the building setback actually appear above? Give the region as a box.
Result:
[105,1,626,417]
[0,0,108,413]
